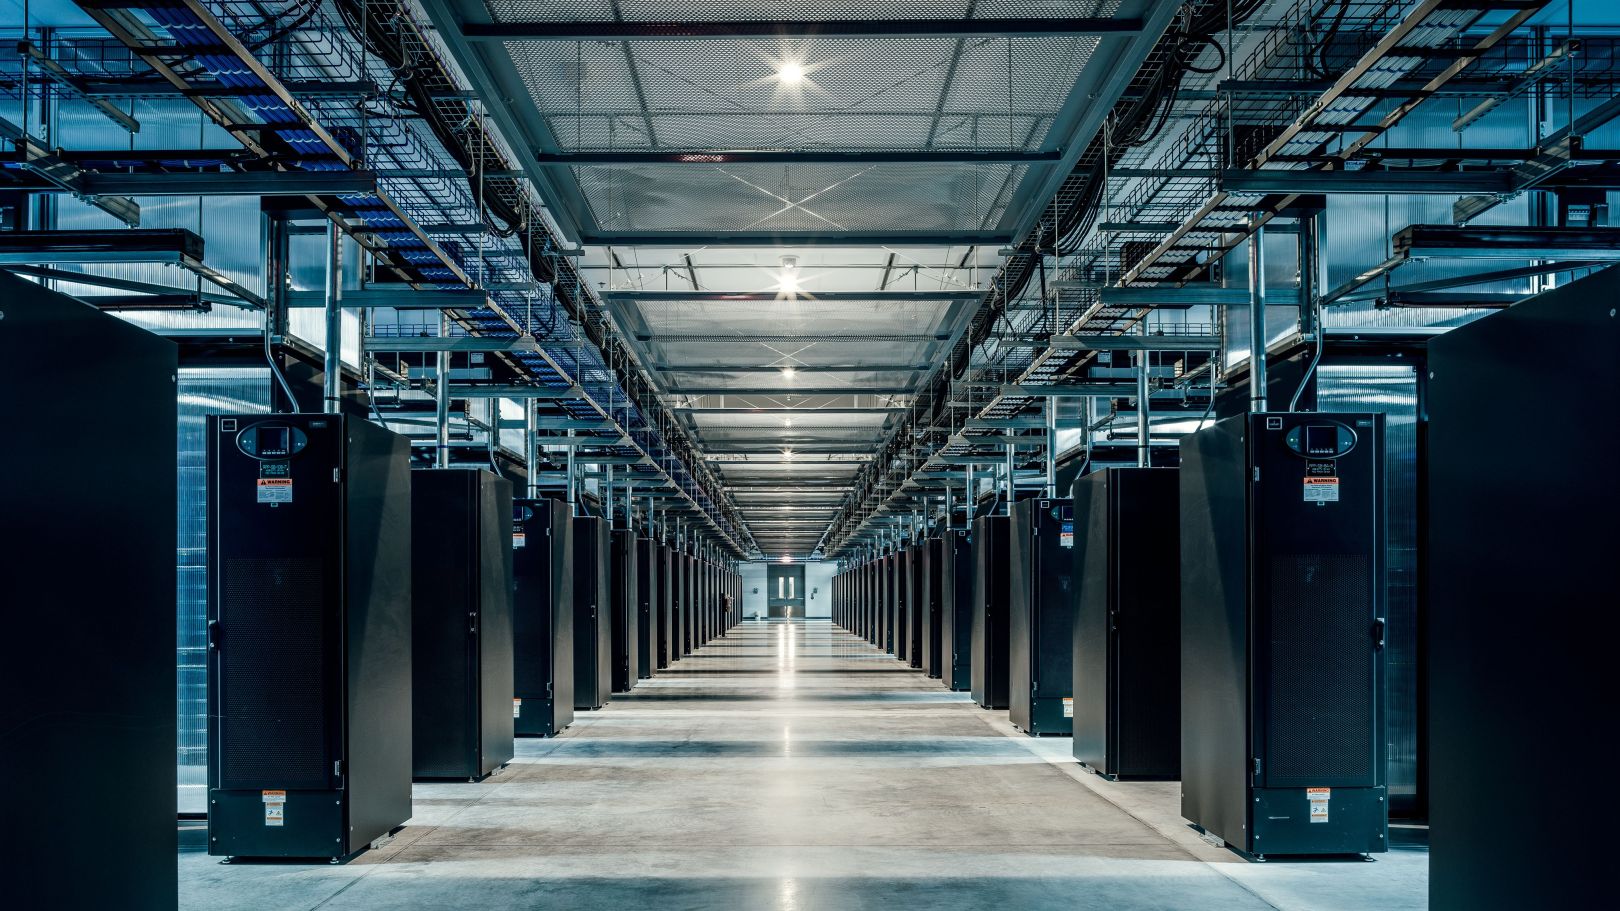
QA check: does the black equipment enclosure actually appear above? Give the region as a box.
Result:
[939,530,974,691]
[206,414,413,860]
[1180,412,1387,858]
[887,551,900,648]
[1427,270,1616,910]
[971,516,1012,709]
[409,470,515,781]
[906,547,925,668]
[1008,498,1077,735]
[658,544,675,667]
[0,273,178,906]
[635,538,659,678]
[895,549,912,663]
[610,529,640,693]
[1071,468,1181,779]
[512,498,574,735]
[920,539,945,678]
[572,516,612,710]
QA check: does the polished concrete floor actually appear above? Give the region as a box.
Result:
[180,619,1427,909]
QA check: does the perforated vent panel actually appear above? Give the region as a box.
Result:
[220,557,332,788]
[1264,554,1374,784]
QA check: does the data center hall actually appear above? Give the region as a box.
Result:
[2,1,1614,909]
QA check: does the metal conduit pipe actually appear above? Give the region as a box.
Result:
[566,429,577,513]
[1249,219,1269,414]
[1046,397,1059,497]
[524,402,538,498]
[323,221,343,414]
[434,311,451,469]
[1136,349,1151,468]
[262,213,298,412]
[1004,442,1015,516]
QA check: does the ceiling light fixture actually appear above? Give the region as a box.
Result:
[776,61,806,85]
[781,365,797,381]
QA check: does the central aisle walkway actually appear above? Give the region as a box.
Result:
[181,620,1412,910]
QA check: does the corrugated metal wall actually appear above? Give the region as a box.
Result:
[176,368,270,814]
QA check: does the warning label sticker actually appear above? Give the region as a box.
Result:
[1062,697,1074,718]
[512,532,527,549]
[262,789,286,827]
[512,698,523,718]
[1060,521,1074,549]
[1303,477,1339,503]
[1307,787,1330,824]
[257,478,293,504]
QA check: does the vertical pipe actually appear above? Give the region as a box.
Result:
[606,465,615,528]
[524,401,538,498]
[566,429,577,514]
[1248,220,1268,414]
[1136,349,1151,467]
[1299,210,1321,341]
[1004,443,1015,516]
[965,463,974,526]
[944,484,953,532]
[486,397,498,469]
[434,316,450,468]
[1045,396,1058,497]
[263,212,298,412]
[322,221,343,414]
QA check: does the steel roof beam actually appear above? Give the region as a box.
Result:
[674,406,906,413]
[655,364,929,374]
[537,149,1059,164]
[603,290,982,303]
[462,18,1144,41]
[668,386,913,396]
[369,337,545,354]
[647,334,946,343]
[1220,168,1512,196]
[1045,335,1221,352]
[286,287,490,310]
[583,231,1011,247]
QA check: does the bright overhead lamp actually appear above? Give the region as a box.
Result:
[775,61,806,85]
[781,365,797,381]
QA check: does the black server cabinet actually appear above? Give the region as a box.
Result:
[610,529,640,693]
[670,550,685,660]
[1008,498,1077,735]
[1180,412,1387,859]
[690,558,701,645]
[887,551,900,648]
[206,414,413,860]
[907,545,926,669]
[679,553,693,655]
[658,544,675,666]
[920,539,945,677]
[970,516,1012,709]
[1,273,177,906]
[410,469,515,780]
[875,557,888,648]
[635,538,658,678]
[895,550,912,663]
[512,498,573,735]
[939,530,973,691]
[697,560,708,643]
[862,561,873,641]
[1072,468,1180,779]
[572,516,612,710]
[1427,273,1615,910]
